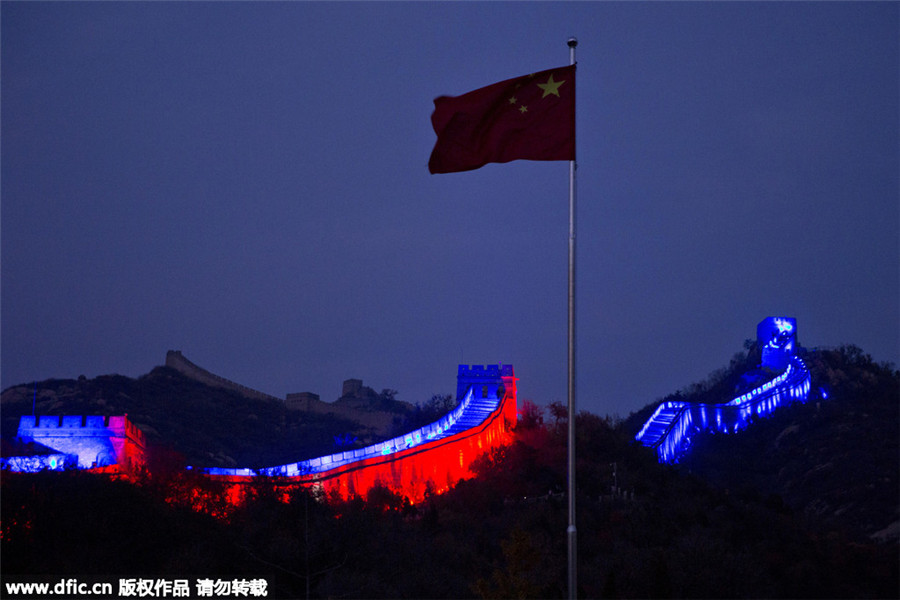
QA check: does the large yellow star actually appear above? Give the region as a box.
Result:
[537,73,566,98]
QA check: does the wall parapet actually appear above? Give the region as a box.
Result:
[456,364,515,401]
[203,364,518,504]
[11,414,146,473]
[636,317,812,463]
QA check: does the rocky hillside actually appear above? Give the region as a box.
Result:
[665,345,898,544]
[1,344,896,597]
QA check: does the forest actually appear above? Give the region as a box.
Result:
[1,345,898,598]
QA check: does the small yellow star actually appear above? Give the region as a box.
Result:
[508,96,517,105]
[537,73,566,98]
[519,105,528,114]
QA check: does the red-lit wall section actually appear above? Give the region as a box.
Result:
[3,366,517,508]
[313,370,516,502]
[211,365,517,504]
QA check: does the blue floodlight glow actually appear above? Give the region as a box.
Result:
[2,415,146,474]
[0,453,75,473]
[636,325,813,464]
[774,318,793,333]
[201,376,510,478]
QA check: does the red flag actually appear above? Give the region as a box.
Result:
[428,65,575,174]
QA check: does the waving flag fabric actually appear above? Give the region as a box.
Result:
[428,65,575,174]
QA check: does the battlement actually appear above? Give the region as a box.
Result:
[205,364,519,506]
[637,318,811,463]
[456,364,515,401]
[14,415,145,472]
[18,415,143,439]
[757,316,798,371]
[457,364,515,379]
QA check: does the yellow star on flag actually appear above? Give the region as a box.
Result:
[537,73,566,98]
[428,64,575,173]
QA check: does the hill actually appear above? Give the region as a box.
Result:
[678,345,899,543]
[1,365,442,469]
[1,344,896,597]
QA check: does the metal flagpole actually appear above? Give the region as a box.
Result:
[566,36,578,600]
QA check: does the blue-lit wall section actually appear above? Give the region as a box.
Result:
[3,415,147,473]
[201,364,518,507]
[636,356,811,463]
[0,453,77,473]
[15,416,119,468]
[204,364,516,479]
[206,386,483,477]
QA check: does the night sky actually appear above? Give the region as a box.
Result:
[3,2,897,418]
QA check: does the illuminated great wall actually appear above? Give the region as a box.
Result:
[635,316,811,463]
[2,364,518,505]
[202,364,518,504]
[2,316,815,503]
[2,415,147,476]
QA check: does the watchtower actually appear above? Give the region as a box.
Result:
[341,379,364,398]
[456,364,515,401]
[14,415,146,472]
[757,316,798,371]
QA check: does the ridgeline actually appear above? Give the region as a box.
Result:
[1,343,897,598]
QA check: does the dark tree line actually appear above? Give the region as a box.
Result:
[2,346,897,598]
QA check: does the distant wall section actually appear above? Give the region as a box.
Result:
[165,351,410,437]
[165,350,281,403]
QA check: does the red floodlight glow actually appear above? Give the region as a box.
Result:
[207,371,518,508]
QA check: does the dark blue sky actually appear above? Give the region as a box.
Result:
[3,2,897,418]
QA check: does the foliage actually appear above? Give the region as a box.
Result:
[681,345,900,543]
[2,345,897,598]
[390,393,458,436]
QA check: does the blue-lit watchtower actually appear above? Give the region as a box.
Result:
[758,316,797,371]
[636,317,811,464]
[456,364,512,401]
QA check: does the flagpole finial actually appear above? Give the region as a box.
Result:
[567,37,578,48]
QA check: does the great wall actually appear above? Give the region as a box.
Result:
[2,362,518,505]
[2,415,146,476]
[165,349,408,436]
[201,364,518,504]
[165,350,282,403]
[2,317,814,504]
[635,316,811,462]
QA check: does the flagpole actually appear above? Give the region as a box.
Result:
[566,36,578,600]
